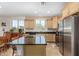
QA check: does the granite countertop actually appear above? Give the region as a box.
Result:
[25,30,57,32]
[8,35,47,45]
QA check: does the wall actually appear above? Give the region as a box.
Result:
[0,17,12,36]
[0,16,25,36]
[46,19,53,28]
[0,17,12,31]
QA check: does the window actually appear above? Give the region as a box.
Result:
[12,20,18,28]
[12,20,24,44]
[36,19,45,30]
[12,20,24,28]
[19,20,24,27]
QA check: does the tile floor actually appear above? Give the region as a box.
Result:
[46,43,62,56]
[0,47,13,56]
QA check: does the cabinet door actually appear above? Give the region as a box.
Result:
[52,17,58,28]
[24,20,30,28]
[29,20,35,28]
[24,20,35,29]
[45,34,55,42]
[46,20,53,28]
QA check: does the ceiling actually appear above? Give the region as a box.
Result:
[0,2,67,16]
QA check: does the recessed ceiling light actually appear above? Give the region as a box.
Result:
[0,6,2,8]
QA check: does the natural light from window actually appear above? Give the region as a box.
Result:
[12,20,24,28]
[35,19,45,31]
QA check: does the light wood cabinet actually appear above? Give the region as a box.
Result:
[62,2,79,18]
[52,17,58,29]
[24,20,35,29]
[46,19,53,28]
[46,17,58,29]
[45,34,56,42]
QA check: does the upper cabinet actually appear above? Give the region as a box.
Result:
[52,16,58,29]
[46,16,58,29]
[24,19,35,29]
[24,16,59,30]
[62,2,79,18]
[46,19,53,28]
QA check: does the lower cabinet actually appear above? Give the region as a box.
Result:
[45,34,56,43]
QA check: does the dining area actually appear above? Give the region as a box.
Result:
[0,32,22,56]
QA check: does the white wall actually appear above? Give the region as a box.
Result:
[0,16,25,36]
[0,17,12,31]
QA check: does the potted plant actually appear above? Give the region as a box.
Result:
[19,26,24,34]
[10,27,17,33]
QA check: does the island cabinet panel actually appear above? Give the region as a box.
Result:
[23,45,46,56]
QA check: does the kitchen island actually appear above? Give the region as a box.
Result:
[9,35,47,56]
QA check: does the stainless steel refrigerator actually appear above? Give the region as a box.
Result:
[63,15,79,56]
[58,20,64,55]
